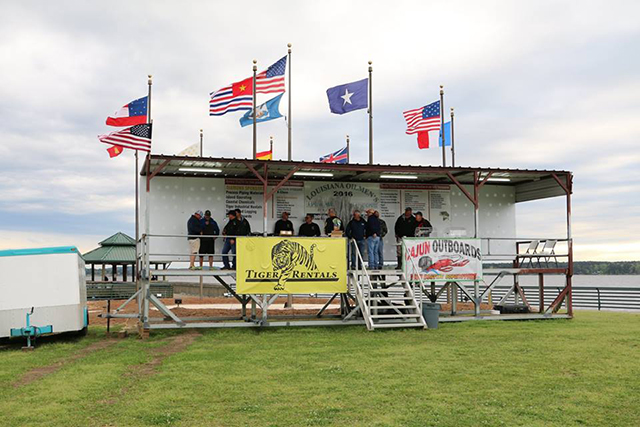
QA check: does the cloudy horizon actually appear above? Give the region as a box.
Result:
[1,1,639,261]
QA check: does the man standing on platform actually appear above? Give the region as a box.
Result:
[222,210,238,270]
[365,209,381,270]
[234,209,252,237]
[274,211,294,235]
[346,210,367,269]
[394,207,417,269]
[414,211,433,236]
[199,210,220,269]
[187,210,203,270]
[324,208,344,235]
[299,213,321,237]
[375,210,387,269]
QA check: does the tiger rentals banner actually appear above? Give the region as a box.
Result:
[236,237,348,294]
[403,238,483,282]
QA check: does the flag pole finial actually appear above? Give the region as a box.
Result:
[148,75,152,85]
[253,59,257,71]
[287,43,292,52]
[450,107,454,116]
[440,85,444,94]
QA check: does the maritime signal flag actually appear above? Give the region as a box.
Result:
[106,96,148,127]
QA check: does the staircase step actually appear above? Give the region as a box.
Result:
[372,323,425,329]
[370,313,422,319]
[370,305,417,310]
[368,297,414,301]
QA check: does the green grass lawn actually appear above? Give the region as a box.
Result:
[1,311,639,426]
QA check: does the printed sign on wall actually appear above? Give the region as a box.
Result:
[403,238,482,282]
[236,237,348,294]
[304,182,380,227]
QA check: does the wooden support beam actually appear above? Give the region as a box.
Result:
[538,273,544,313]
[477,171,494,188]
[546,285,570,314]
[243,161,267,185]
[265,167,301,200]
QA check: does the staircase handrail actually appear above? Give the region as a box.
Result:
[401,238,427,310]
[350,239,373,308]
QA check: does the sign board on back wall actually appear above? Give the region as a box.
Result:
[403,238,483,282]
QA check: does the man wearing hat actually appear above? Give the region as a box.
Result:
[394,207,417,269]
[274,211,294,235]
[199,210,220,269]
[187,210,203,270]
[298,213,321,237]
[222,210,238,270]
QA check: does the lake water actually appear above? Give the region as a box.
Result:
[484,275,639,288]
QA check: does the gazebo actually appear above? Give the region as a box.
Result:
[83,232,136,282]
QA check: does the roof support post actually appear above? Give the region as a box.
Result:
[263,163,268,236]
[473,171,479,238]
[565,172,573,316]
[147,159,171,191]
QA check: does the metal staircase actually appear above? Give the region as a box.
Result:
[349,240,426,331]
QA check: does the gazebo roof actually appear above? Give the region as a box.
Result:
[83,232,135,264]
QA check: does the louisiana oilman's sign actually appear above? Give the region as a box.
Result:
[236,237,348,294]
[403,238,483,282]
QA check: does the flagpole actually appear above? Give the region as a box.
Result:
[346,134,350,164]
[450,107,455,167]
[252,59,257,160]
[287,43,292,161]
[199,129,203,156]
[439,85,445,167]
[368,61,373,165]
[270,136,273,156]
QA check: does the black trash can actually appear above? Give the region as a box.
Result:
[422,302,441,329]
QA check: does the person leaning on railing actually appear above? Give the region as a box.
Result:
[375,210,387,270]
[299,213,321,237]
[187,210,204,270]
[346,210,367,269]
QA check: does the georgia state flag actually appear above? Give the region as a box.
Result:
[106,96,148,127]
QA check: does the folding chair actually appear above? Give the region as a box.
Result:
[521,240,540,268]
[540,240,558,268]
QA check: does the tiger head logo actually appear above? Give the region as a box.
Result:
[271,240,317,291]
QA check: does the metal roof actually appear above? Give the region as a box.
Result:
[82,245,135,264]
[83,232,136,264]
[141,155,572,203]
[99,232,135,246]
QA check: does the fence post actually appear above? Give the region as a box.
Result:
[597,287,601,311]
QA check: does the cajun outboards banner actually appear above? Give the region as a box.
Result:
[236,237,348,294]
[403,238,483,282]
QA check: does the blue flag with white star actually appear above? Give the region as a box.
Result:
[239,93,284,127]
[326,78,368,114]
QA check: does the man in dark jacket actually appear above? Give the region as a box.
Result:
[376,210,388,269]
[346,210,367,269]
[414,211,433,237]
[274,211,294,235]
[324,208,344,235]
[234,209,252,236]
[299,214,321,237]
[394,207,417,269]
[187,210,203,270]
[222,210,238,269]
[365,209,382,269]
[199,210,220,269]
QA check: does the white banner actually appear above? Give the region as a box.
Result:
[403,238,482,282]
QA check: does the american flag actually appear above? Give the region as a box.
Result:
[403,100,441,134]
[209,56,287,116]
[98,124,152,152]
[320,146,348,164]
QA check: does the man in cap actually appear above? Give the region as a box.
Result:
[199,210,220,269]
[299,213,321,237]
[187,210,203,270]
[394,207,417,269]
[222,210,238,270]
[274,211,294,235]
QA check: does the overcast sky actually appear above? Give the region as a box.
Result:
[0,1,638,261]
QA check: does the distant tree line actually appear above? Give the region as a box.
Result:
[485,261,640,275]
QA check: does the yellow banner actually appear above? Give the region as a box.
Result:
[236,237,347,294]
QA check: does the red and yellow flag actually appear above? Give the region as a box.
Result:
[107,144,124,158]
[256,149,272,160]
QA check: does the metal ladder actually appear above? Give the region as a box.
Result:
[349,241,426,330]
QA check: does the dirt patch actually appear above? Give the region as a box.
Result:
[127,332,200,378]
[12,339,119,388]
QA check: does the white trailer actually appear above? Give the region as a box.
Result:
[0,246,88,340]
